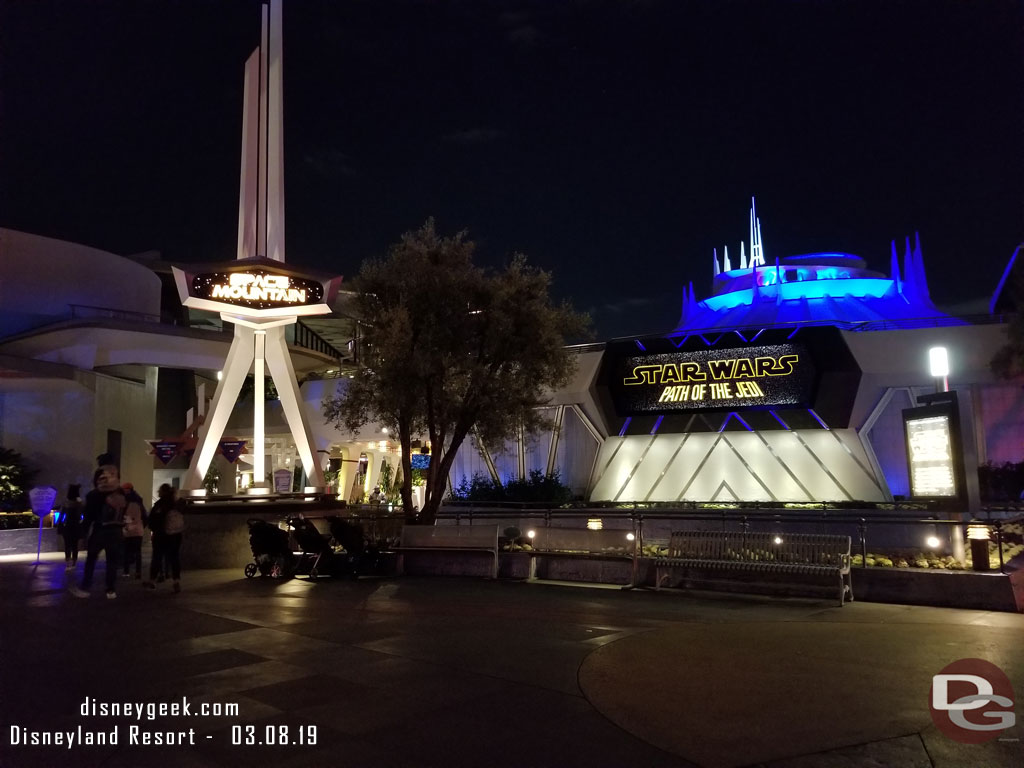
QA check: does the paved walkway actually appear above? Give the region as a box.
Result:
[1,554,1021,768]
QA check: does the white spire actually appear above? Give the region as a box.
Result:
[739,241,747,270]
[749,196,765,268]
[713,248,720,276]
[723,245,732,272]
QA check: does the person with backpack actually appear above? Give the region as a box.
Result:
[144,484,184,593]
[57,484,84,570]
[69,462,127,599]
[120,482,148,580]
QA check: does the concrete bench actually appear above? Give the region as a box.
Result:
[525,527,636,581]
[654,531,853,606]
[396,524,499,579]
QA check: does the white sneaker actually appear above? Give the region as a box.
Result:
[68,586,89,598]
[105,591,117,600]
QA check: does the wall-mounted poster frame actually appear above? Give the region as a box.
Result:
[902,391,966,504]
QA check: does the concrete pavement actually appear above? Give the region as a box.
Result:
[1,555,1021,768]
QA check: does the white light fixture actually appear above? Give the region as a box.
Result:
[929,346,949,392]
[217,370,223,381]
[382,427,389,434]
[967,523,990,541]
[526,530,535,539]
[626,532,635,541]
[773,535,783,545]
[587,518,603,531]
[926,535,941,549]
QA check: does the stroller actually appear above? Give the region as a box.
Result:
[325,515,368,577]
[244,518,296,579]
[287,516,344,580]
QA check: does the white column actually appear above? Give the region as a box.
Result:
[254,330,266,485]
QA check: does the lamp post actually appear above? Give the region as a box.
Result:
[929,346,949,393]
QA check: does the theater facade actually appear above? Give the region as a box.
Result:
[449,213,1023,511]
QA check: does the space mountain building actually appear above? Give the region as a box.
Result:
[449,201,1022,509]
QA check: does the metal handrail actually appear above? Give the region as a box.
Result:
[433,504,1017,575]
[68,303,161,324]
[294,320,346,362]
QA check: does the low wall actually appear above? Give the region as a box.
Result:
[178,501,347,570]
[0,527,62,556]
[849,567,1023,612]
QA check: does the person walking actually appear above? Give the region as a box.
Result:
[145,484,184,593]
[69,463,127,599]
[120,482,147,580]
[58,484,83,569]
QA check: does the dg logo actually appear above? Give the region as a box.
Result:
[930,658,1017,744]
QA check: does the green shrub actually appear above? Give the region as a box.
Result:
[0,447,36,512]
[0,512,40,530]
[451,469,572,505]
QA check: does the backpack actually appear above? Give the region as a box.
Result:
[123,498,145,537]
[100,491,127,527]
[165,504,185,535]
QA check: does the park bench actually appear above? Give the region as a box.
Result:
[653,531,853,606]
[525,527,636,582]
[396,524,499,579]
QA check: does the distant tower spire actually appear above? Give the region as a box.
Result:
[890,240,903,297]
[723,245,732,272]
[713,248,720,276]
[237,0,286,262]
[739,241,747,270]
[749,196,765,268]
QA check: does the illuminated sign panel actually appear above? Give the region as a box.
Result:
[905,414,957,498]
[611,343,815,413]
[193,270,323,310]
[173,258,339,319]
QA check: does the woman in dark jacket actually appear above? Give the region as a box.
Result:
[144,484,184,592]
[58,484,83,569]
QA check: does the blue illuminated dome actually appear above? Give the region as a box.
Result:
[674,203,960,332]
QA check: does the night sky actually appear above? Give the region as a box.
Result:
[2,0,1022,339]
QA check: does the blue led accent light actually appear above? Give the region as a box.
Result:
[990,244,1022,315]
[718,412,754,432]
[750,329,765,342]
[769,410,790,430]
[634,339,647,351]
[787,327,800,339]
[618,417,632,437]
[651,415,664,435]
[807,409,829,430]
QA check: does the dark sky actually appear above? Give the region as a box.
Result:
[2,0,1022,339]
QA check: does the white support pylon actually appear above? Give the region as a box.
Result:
[182,324,256,491]
[264,326,326,487]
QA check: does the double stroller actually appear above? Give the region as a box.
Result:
[243,515,368,581]
[244,518,296,578]
[288,515,367,580]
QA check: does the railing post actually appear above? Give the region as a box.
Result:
[857,518,867,566]
[994,519,1005,575]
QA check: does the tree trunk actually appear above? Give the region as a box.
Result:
[398,420,416,523]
